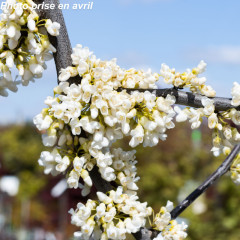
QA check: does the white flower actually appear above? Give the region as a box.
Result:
[29,63,44,75]
[7,23,17,38]
[201,97,215,116]
[8,38,18,50]
[191,77,206,86]
[56,156,70,172]
[27,19,36,31]
[38,151,55,175]
[208,113,218,129]
[156,95,176,114]
[99,167,116,181]
[45,19,60,36]
[73,156,86,172]
[165,201,174,212]
[79,183,91,197]
[160,63,174,84]
[174,77,184,87]
[162,220,188,240]
[189,109,203,129]
[196,60,207,74]
[22,69,33,82]
[81,169,92,187]
[174,106,188,122]
[107,226,118,239]
[58,68,71,81]
[104,207,116,223]
[71,44,93,64]
[223,126,232,140]
[80,116,100,134]
[42,134,57,147]
[140,116,157,131]
[77,60,89,75]
[81,224,94,237]
[96,192,112,204]
[33,114,53,130]
[129,124,144,147]
[95,99,109,116]
[15,4,23,17]
[101,68,112,82]
[67,170,80,189]
[231,82,240,106]
[6,51,14,68]
[230,109,240,125]
[17,64,24,76]
[38,149,60,175]
[200,85,216,97]
[70,118,81,135]
[96,203,106,218]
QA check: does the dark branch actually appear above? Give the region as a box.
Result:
[170,144,240,219]
[34,0,81,85]
[120,88,240,112]
[89,166,113,193]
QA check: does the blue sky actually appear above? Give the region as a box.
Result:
[1,0,240,124]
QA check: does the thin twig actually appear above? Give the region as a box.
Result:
[134,145,240,240]
[170,144,240,219]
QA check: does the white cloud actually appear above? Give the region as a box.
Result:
[187,46,240,64]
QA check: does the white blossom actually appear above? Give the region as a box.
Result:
[231,82,240,106]
[45,19,60,36]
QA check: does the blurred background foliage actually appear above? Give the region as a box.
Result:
[0,124,46,199]
[0,121,240,239]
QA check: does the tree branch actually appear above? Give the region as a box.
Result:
[170,144,240,219]
[34,0,81,85]
[35,1,240,239]
[89,166,113,193]
[120,88,240,112]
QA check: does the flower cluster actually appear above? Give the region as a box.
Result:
[160,61,216,97]
[152,201,188,240]
[34,43,240,239]
[33,45,179,190]
[210,110,240,158]
[173,97,216,129]
[172,82,240,183]
[153,221,188,240]
[0,0,60,96]
[174,93,240,157]
[69,187,152,240]
[33,44,190,239]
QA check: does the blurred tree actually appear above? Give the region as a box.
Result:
[0,123,46,198]
[0,124,50,229]
[1,122,240,239]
